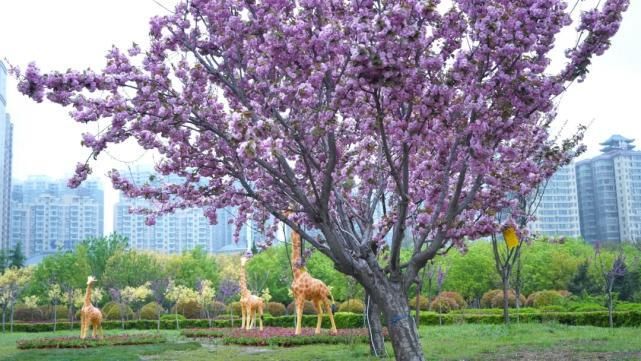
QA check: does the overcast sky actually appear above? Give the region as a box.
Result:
[0,0,639,234]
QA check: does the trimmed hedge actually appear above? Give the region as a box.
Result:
[16,333,166,349]
[286,301,317,315]
[338,299,365,313]
[409,296,430,311]
[430,296,459,313]
[102,302,134,321]
[526,290,565,308]
[10,311,641,332]
[265,302,286,317]
[140,302,165,320]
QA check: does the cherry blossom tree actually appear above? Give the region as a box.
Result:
[13,0,629,359]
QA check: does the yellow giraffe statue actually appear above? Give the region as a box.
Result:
[80,276,103,339]
[290,230,337,335]
[239,255,264,330]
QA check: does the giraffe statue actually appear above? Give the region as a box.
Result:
[239,255,264,331]
[290,230,337,335]
[80,276,103,339]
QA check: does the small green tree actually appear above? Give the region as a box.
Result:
[121,283,152,320]
[165,281,197,329]
[196,279,216,327]
[47,284,64,332]
[8,243,26,269]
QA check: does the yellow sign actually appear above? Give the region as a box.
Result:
[503,227,520,250]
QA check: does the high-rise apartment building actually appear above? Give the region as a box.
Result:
[576,135,641,243]
[0,61,13,250]
[10,177,104,257]
[529,166,582,237]
[113,170,262,253]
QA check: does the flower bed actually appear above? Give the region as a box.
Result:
[182,327,388,347]
[16,333,167,350]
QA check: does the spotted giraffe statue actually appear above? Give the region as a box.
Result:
[80,276,103,339]
[239,255,264,330]
[290,230,337,335]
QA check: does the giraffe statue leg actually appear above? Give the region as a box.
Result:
[249,307,256,330]
[258,305,263,331]
[324,299,337,334]
[295,298,304,335]
[314,300,323,335]
[92,320,98,339]
[240,302,246,329]
[80,317,86,339]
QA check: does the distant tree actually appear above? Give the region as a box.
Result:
[595,245,626,329]
[8,243,26,269]
[150,278,169,331]
[568,261,600,297]
[165,247,218,289]
[0,249,8,273]
[103,250,164,289]
[77,234,128,280]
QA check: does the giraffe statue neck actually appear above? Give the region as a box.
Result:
[239,261,251,298]
[84,283,93,307]
[291,230,305,279]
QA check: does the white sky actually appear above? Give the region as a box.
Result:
[0,0,639,234]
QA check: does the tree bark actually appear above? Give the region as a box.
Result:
[9,303,14,333]
[607,286,614,329]
[365,294,386,357]
[502,270,510,325]
[379,293,424,361]
[53,304,57,332]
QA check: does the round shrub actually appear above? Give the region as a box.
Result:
[161,313,186,321]
[13,305,45,322]
[265,302,286,317]
[140,302,164,320]
[481,290,502,308]
[229,302,243,316]
[556,290,572,298]
[45,305,70,321]
[430,296,458,313]
[172,300,203,319]
[286,301,317,315]
[439,292,467,309]
[489,290,526,308]
[338,299,365,313]
[102,301,134,321]
[208,301,227,315]
[409,295,430,311]
[526,290,564,308]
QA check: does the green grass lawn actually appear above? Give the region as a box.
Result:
[1,323,640,360]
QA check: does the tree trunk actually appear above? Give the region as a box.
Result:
[10,304,14,333]
[377,290,424,361]
[157,312,161,331]
[502,270,510,325]
[365,294,386,357]
[2,305,6,333]
[53,304,57,332]
[607,287,614,329]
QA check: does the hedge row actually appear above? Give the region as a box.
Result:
[9,311,641,332]
[7,312,365,332]
[16,333,166,350]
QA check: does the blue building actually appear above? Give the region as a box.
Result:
[529,166,582,238]
[576,135,641,243]
[10,177,104,257]
[0,61,13,250]
[113,169,266,253]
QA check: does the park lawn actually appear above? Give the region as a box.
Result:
[1,323,640,360]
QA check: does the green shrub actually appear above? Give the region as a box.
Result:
[45,305,70,321]
[526,290,565,308]
[102,302,134,321]
[488,290,526,308]
[615,303,641,312]
[208,301,227,315]
[229,302,243,316]
[440,292,467,309]
[13,305,46,322]
[172,300,203,319]
[286,301,317,315]
[430,296,459,313]
[338,299,365,313]
[161,314,186,322]
[569,303,606,312]
[16,333,167,350]
[409,295,430,311]
[540,305,566,313]
[265,302,286,317]
[140,302,164,320]
[480,290,502,308]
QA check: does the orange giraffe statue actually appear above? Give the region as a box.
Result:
[239,255,264,330]
[290,230,337,335]
[80,276,103,339]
